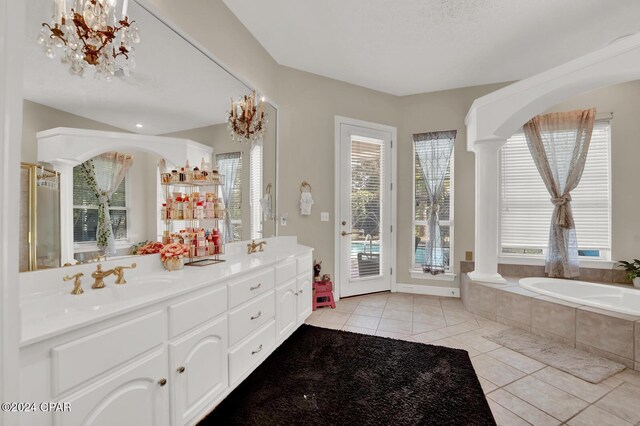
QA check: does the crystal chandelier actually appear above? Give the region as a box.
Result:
[38,0,140,79]
[227,91,267,143]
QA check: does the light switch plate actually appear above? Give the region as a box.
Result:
[321,212,329,222]
[280,214,288,226]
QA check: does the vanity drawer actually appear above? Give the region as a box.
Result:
[228,320,275,385]
[228,268,274,308]
[297,254,313,275]
[51,310,164,396]
[168,285,227,339]
[228,291,275,346]
[275,260,297,284]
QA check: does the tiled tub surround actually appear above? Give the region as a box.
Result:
[461,274,640,371]
[460,261,634,286]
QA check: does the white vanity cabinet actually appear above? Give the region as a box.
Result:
[275,254,313,342]
[19,245,313,426]
[54,348,170,426]
[169,316,228,426]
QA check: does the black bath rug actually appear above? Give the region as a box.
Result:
[200,325,495,425]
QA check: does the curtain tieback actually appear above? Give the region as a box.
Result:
[429,204,440,215]
[551,193,572,228]
[98,194,110,204]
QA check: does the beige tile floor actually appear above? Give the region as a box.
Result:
[305,291,640,426]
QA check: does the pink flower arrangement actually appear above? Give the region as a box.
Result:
[136,241,165,255]
[160,242,190,263]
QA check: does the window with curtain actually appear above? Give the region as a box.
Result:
[500,119,611,259]
[250,142,263,240]
[413,137,454,272]
[73,160,128,244]
[217,152,242,242]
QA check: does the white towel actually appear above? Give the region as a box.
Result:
[260,193,273,221]
[299,192,314,216]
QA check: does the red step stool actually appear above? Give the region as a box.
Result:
[312,280,336,310]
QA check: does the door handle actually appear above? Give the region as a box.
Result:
[341,231,360,236]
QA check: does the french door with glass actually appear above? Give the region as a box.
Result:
[337,119,395,297]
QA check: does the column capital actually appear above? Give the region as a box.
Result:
[472,137,507,153]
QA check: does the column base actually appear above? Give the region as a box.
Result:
[467,271,507,284]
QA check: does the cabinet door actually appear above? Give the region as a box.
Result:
[276,280,297,342]
[296,274,313,324]
[54,349,170,426]
[170,316,228,425]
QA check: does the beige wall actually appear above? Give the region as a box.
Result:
[146,0,280,102]
[22,100,123,163]
[275,66,400,277]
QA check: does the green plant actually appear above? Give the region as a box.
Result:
[616,259,640,281]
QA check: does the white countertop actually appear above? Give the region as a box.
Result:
[19,238,312,347]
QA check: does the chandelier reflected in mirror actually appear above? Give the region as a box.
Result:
[38,0,140,79]
[227,91,267,143]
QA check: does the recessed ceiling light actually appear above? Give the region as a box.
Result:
[135,123,143,128]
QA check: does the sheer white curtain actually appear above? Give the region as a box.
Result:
[413,131,456,273]
[217,153,241,243]
[78,152,133,255]
[523,108,595,278]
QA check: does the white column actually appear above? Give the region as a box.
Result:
[49,159,80,265]
[468,138,507,284]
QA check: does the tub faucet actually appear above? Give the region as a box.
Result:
[91,264,114,289]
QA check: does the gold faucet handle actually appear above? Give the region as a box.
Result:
[258,241,267,252]
[63,273,84,295]
[114,263,136,285]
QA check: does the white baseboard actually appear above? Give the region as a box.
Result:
[396,283,460,298]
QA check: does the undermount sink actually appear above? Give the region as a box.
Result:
[21,275,182,323]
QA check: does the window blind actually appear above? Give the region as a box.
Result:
[413,138,453,270]
[250,142,263,239]
[500,120,610,253]
[73,158,128,243]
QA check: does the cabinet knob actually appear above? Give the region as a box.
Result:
[158,378,167,386]
[177,366,186,374]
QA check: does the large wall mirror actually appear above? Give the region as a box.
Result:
[20,0,278,272]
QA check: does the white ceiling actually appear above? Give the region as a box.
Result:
[24,0,251,135]
[223,0,640,96]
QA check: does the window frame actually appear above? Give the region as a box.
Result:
[72,166,132,253]
[498,118,612,266]
[411,140,455,276]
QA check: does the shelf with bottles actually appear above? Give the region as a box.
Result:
[162,227,225,267]
[159,159,225,187]
[160,191,225,222]
[158,159,227,266]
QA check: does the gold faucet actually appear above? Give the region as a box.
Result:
[113,263,137,285]
[247,240,267,254]
[91,264,114,289]
[63,273,85,295]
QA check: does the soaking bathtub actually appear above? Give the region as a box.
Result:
[519,277,640,316]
